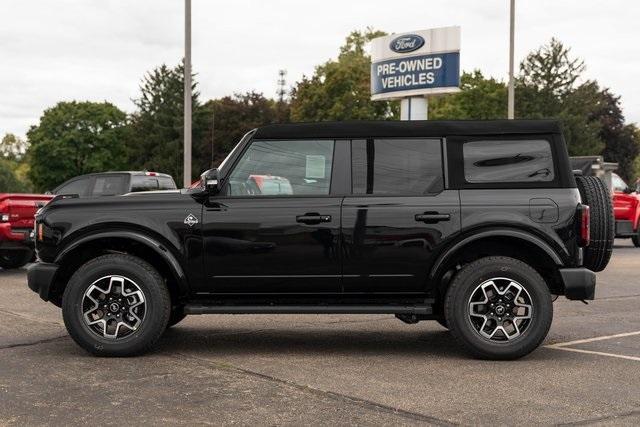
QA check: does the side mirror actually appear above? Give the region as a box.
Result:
[184,168,221,198]
[623,187,633,194]
[204,169,220,194]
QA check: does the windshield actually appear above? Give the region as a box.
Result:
[218,131,254,174]
[612,173,628,193]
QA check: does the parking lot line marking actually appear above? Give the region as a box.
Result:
[547,346,640,362]
[545,330,640,348]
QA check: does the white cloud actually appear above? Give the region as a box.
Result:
[1,0,638,138]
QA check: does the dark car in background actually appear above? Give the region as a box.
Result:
[0,172,176,270]
[51,171,177,197]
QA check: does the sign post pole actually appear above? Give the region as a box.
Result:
[507,0,515,119]
[400,96,428,120]
[370,27,460,121]
[183,0,192,188]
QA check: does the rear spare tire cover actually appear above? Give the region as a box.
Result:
[575,175,614,272]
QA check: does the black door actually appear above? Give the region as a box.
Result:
[342,138,461,293]
[201,138,345,294]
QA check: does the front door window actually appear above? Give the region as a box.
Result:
[226,140,334,196]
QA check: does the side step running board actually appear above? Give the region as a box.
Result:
[184,304,432,315]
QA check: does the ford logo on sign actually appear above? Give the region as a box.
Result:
[390,34,425,53]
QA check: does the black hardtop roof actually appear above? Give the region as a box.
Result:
[253,119,562,140]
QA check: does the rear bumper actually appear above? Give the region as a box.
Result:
[560,267,596,300]
[27,262,58,302]
[615,220,635,237]
[0,223,34,249]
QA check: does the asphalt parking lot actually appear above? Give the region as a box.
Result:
[1,242,639,425]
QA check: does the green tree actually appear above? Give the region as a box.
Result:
[1,133,32,191]
[429,71,507,119]
[26,101,128,192]
[593,88,640,182]
[519,37,585,98]
[201,92,279,169]
[290,29,398,121]
[555,81,605,156]
[128,63,208,184]
[1,133,28,161]
[0,158,28,192]
[516,38,603,156]
[516,38,638,167]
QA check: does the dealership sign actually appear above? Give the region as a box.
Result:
[370,26,461,101]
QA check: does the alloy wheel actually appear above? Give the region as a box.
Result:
[81,275,146,339]
[467,277,533,341]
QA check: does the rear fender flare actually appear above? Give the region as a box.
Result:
[429,228,564,282]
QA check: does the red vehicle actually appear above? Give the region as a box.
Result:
[0,193,53,269]
[612,173,640,246]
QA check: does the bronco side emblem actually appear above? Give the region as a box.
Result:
[184,214,198,227]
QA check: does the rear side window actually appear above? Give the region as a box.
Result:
[130,176,159,192]
[91,176,125,197]
[158,176,177,190]
[55,177,91,196]
[463,139,554,183]
[352,139,443,195]
[130,176,176,192]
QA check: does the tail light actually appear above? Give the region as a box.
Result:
[0,213,8,222]
[579,204,590,247]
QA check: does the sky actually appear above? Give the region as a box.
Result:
[1,0,639,139]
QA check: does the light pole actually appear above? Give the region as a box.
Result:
[507,0,515,119]
[183,0,192,187]
[211,110,215,168]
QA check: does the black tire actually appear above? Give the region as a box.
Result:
[436,317,448,329]
[575,175,614,271]
[62,254,171,357]
[632,225,640,248]
[0,249,33,269]
[444,256,553,360]
[167,308,187,328]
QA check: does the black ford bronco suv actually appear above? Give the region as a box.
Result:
[28,120,614,359]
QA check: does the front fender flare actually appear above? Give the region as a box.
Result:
[55,230,189,295]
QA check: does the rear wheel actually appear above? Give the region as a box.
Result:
[445,256,553,360]
[575,175,614,271]
[62,254,171,356]
[0,249,33,269]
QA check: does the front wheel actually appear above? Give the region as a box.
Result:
[62,254,171,356]
[444,256,553,360]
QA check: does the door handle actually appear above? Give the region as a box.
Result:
[415,212,451,223]
[296,213,332,224]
